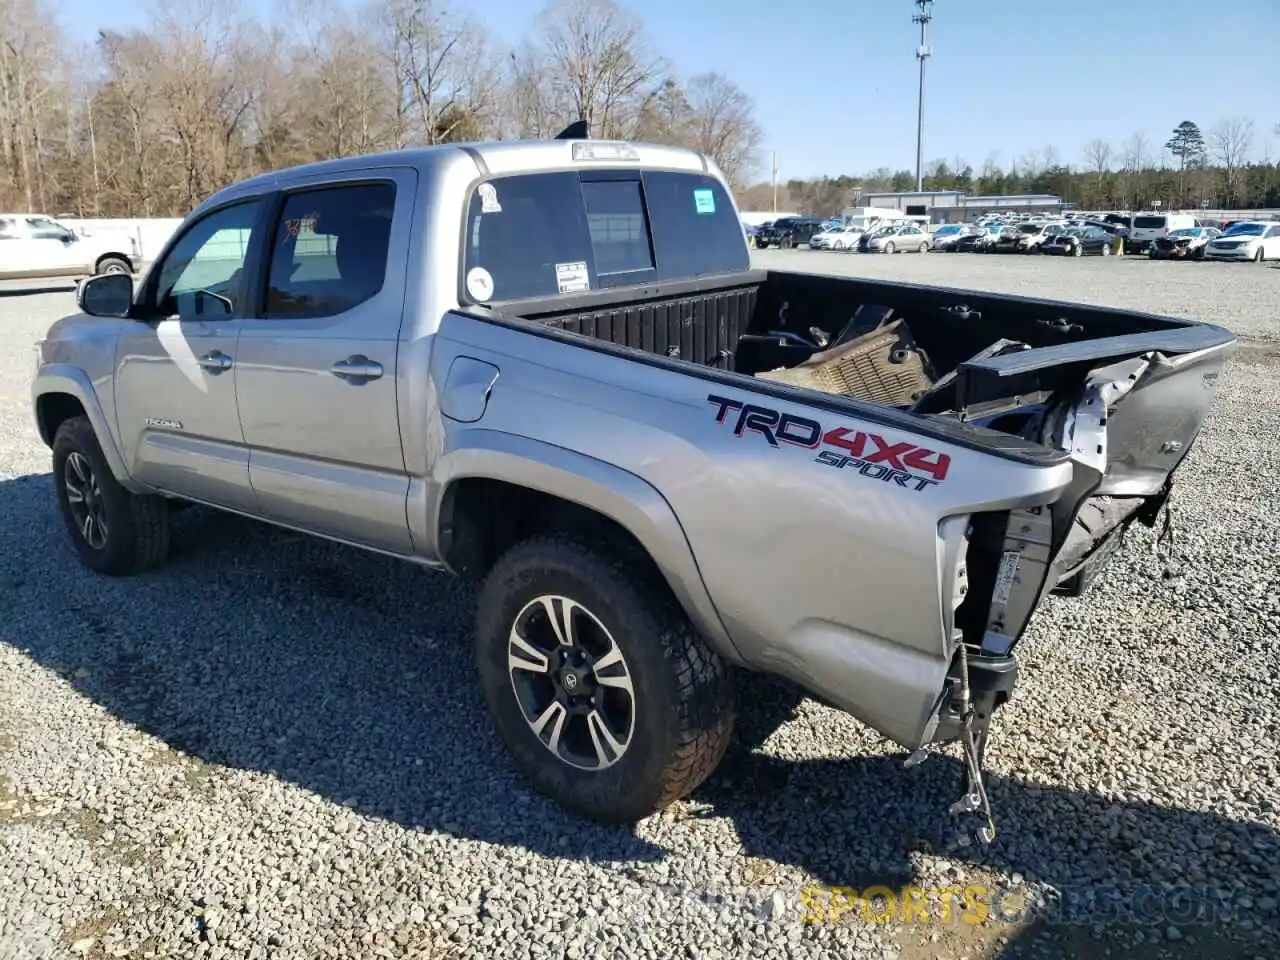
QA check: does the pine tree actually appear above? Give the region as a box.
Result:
[1165,122,1205,205]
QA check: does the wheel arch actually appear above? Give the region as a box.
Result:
[33,366,138,490]
[430,429,744,665]
[93,251,134,273]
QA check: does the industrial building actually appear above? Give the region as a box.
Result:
[858,190,1068,223]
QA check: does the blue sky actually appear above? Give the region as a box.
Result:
[58,0,1280,182]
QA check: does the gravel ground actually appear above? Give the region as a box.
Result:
[1,254,1278,960]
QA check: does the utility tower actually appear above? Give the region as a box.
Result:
[912,0,934,192]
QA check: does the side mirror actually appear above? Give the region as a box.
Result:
[78,273,134,318]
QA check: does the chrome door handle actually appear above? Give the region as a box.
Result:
[330,355,383,383]
[198,350,233,373]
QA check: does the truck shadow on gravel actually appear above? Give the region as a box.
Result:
[2,476,1277,959]
[714,677,1280,957]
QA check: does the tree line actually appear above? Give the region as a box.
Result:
[741,120,1280,217]
[0,0,764,217]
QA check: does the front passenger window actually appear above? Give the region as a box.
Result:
[151,200,261,320]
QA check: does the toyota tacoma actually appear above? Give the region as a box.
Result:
[31,129,1235,841]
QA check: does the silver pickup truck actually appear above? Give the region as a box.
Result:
[31,132,1234,841]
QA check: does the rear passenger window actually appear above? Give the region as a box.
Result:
[265,181,396,319]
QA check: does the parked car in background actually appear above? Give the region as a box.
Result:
[0,213,138,280]
[1202,221,1280,262]
[811,224,863,251]
[929,223,978,251]
[953,224,1003,253]
[755,217,823,249]
[993,221,1064,254]
[857,222,931,254]
[1148,226,1221,260]
[1126,213,1196,254]
[1041,224,1117,257]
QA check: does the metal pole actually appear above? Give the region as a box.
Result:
[771,151,778,212]
[913,1,934,193]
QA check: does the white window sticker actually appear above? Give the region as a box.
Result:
[555,261,590,294]
[478,183,502,214]
[466,266,494,302]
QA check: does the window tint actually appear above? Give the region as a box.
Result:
[463,170,750,303]
[1133,216,1166,229]
[642,172,750,278]
[151,200,261,320]
[27,217,68,239]
[582,180,653,275]
[265,181,396,319]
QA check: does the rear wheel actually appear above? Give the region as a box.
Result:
[918,242,928,253]
[1254,246,1265,263]
[884,241,896,254]
[1101,242,1112,257]
[95,255,132,276]
[475,534,735,823]
[1073,242,1083,258]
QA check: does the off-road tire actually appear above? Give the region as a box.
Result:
[475,533,735,823]
[52,416,171,575]
[95,255,132,276]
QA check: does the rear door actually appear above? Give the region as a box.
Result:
[232,169,418,554]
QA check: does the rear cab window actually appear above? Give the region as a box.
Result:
[462,170,749,303]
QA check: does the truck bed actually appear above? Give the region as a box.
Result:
[479,267,1234,601]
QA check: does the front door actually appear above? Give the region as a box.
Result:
[113,198,266,512]
[233,171,417,554]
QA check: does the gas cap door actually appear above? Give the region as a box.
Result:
[440,356,500,423]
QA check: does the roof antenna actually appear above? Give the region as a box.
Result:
[555,119,589,140]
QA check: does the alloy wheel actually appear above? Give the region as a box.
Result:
[63,451,109,550]
[507,595,636,771]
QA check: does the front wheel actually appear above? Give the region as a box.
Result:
[52,416,171,575]
[918,242,929,253]
[1254,246,1265,263]
[475,534,735,824]
[1101,242,1112,257]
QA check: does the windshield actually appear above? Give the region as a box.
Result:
[936,225,961,236]
[1168,228,1199,238]
[1224,223,1266,237]
[986,225,1002,234]
[1017,224,1041,235]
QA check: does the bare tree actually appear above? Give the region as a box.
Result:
[1208,116,1254,203]
[681,72,762,189]
[1083,138,1111,205]
[1083,138,1111,174]
[1121,131,1150,172]
[382,0,500,146]
[531,0,664,139]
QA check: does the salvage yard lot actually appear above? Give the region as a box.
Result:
[1,257,1278,960]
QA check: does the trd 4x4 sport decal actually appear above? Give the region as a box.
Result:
[707,394,951,492]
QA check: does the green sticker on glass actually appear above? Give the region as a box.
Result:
[693,188,716,214]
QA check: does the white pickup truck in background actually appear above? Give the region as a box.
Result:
[0,213,138,281]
